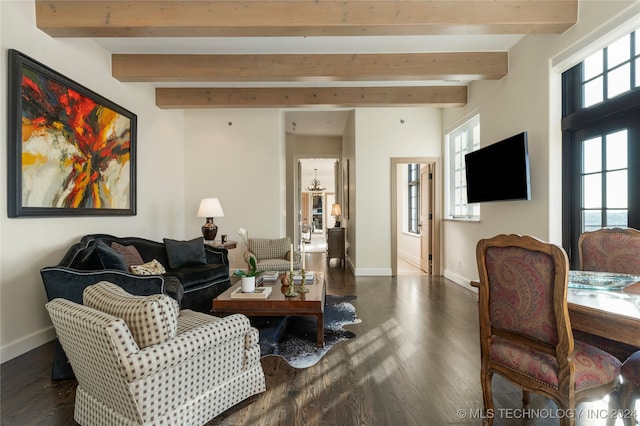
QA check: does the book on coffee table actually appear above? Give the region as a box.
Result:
[261,271,279,282]
[230,286,272,299]
[293,271,315,284]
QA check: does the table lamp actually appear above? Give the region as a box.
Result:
[331,203,342,227]
[198,198,224,240]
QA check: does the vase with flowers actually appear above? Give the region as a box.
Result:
[234,227,262,292]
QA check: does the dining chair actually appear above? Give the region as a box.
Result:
[575,228,640,360]
[579,227,640,275]
[475,234,622,426]
[578,228,640,424]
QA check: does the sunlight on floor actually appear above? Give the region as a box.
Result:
[304,231,327,253]
[397,258,427,276]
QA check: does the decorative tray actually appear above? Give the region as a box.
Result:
[568,270,640,290]
[230,286,272,299]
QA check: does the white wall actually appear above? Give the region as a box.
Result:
[441,0,638,290]
[184,109,285,271]
[354,108,441,275]
[0,1,185,362]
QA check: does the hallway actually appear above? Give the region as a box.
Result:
[305,228,426,276]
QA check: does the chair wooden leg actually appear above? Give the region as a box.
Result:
[522,390,530,408]
[560,414,576,426]
[620,380,639,426]
[481,369,494,426]
[607,386,623,426]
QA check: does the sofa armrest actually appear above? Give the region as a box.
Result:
[120,313,252,382]
[204,246,229,265]
[40,267,183,305]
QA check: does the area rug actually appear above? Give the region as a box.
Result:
[250,295,360,368]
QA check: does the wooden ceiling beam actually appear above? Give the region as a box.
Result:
[36,1,577,37]
[155,86,467,108]
[113,52,507,82]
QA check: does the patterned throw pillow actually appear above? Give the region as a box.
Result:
[110,242,144,268]
[83,281,179,349]
[130,259,166,275]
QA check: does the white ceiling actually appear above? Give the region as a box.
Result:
[95,33,524,136]
[286,110,350,136]
[300,158,337,191]
[96,34,523,58]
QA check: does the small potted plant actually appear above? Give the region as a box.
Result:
[233,256,264,293]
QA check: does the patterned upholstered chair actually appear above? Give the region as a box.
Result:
[475,234,622,426]
[579,228,640,275]
[574,228,640,361]
[244,237,301,272]
[46,281,266,426]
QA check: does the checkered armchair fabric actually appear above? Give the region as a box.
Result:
[245,237,302,272]
[45,281,265,426]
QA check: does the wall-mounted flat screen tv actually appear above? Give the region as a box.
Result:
[464,131,531,203]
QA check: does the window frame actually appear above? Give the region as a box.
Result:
[407,163,420,234]
[445,114,480,220]
[562,29,640,268]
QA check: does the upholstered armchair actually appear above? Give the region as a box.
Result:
[475,234,621,426]
[244,237,301,272]
[46,281,265,426]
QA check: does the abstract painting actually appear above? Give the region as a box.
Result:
[7,49,136,217]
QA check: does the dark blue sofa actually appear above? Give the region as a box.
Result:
[40,233,231,379]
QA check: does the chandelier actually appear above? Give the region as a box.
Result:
[306,169,326,192]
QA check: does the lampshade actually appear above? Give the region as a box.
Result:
[197,198,224,218]
[331,203,342,217]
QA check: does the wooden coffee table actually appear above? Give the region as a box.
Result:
[212,273,326,347]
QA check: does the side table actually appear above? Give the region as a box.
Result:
[204,240,237,249]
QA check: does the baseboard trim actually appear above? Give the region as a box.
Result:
[443,269,478,294]
[353,267,392,276]
[1,326,56,364]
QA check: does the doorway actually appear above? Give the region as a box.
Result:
[390,157,441,276]
[299,158,339,253]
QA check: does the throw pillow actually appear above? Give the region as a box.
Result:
[111,242,144,268]
[95,241,128,271]
[130,259,167,275]
[163,237,207,269]
[83,281,179,349]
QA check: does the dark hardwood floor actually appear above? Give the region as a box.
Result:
[1,252,628,425]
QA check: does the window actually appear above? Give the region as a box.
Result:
[446,114,480,219]
[582,31,639,108]
[407,164,420,234]
[562,29,640,268]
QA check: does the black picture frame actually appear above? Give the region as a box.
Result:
[7,49,137,217]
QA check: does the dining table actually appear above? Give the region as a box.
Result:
[568,270,640,347]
